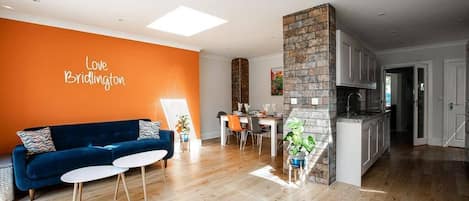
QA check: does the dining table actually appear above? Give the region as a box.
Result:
[220,115,283,157]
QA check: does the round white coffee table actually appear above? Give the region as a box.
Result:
[61,165,129,201]
[113,150,168,201]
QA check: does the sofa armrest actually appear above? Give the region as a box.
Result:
[159,130,174,159]
[12,145,31,191]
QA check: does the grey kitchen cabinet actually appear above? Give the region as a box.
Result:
[337,111,391,187]
[337,30,355,85]
[336,30,377,89]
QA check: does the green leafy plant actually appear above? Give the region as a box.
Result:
[283,118,316,156]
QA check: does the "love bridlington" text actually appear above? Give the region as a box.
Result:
[64,56,126,91]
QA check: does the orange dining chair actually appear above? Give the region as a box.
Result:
[227,115,247,150]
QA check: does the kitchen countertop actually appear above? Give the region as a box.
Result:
[337,110,391,123]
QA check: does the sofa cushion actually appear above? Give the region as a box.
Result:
[111,139,169,159]
[26,147,112,180]
[138,120,160,140]
[17,127,56,155]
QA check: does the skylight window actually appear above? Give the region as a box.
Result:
[147,6,227,37]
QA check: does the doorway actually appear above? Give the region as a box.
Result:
[443,59,466,148]
[383,63,429,146]
[385,68,414,145]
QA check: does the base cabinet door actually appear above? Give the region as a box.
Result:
[361,123,371,173]
[370,121,378,159]
[377,119,384,154]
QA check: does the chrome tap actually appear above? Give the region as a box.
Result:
[346,92,362,115]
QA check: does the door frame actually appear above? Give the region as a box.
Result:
[443,58,466,147]
[381,60,433,146]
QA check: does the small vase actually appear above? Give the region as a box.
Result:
[181,133,189,142]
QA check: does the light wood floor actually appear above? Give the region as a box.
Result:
[17,136,469,201]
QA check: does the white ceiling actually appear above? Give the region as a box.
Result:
[1,0,468,58]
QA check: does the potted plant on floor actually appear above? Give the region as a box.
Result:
[283,118,316,168]
[176,114,191,142]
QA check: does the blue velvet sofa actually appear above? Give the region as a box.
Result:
[12,119,174,199]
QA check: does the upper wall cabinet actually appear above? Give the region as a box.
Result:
[337,30,377,89]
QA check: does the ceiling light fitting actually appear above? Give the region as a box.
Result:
[1,5,13,10]
[147,6,227,37]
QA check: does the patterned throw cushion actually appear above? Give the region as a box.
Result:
[17,127,56,155]
[138,120,160,140]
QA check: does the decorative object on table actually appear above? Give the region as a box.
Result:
[0,155,13,201]
[283,117,316,184]
[262,104,271,115]
[176,114,191,152]
[248,110,258,115]
[233,111,243,116]
[271,67,283,96]
[16,127,56,155]
[138,120,160,140]
[237,102,243,112]
[256,112,265,117]
[271,104,277,115]
[244,103,250,113]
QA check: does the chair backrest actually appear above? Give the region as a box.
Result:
[227,115,243,132]
[248,116,263,133]
[216,111,227,119]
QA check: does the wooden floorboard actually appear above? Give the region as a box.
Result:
[16,136,469,201]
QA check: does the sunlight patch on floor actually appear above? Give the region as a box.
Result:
[249,165,299,189]
[359,188,387,194]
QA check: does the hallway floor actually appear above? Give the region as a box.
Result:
[361,131,469,201]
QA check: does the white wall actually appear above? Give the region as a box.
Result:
[249,53,283,111]
[199,53,231,140]
[377,40,467,146]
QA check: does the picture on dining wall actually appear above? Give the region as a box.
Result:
[271,67,283,96]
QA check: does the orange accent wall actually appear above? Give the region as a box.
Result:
[0,19,200,154]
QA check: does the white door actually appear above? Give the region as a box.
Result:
[413,64,428,146]
[444,60,466,148]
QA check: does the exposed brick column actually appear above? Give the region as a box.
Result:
[232,58,249,111]
[282,3,336,184]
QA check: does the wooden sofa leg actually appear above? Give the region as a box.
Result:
[164,159,168,168]
[29,189,35,201]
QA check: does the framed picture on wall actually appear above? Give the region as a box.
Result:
[271,67,283,96]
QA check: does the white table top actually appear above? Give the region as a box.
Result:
[113,150,168,168]
[61,165,128,183]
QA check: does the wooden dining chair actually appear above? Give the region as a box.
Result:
[227,115,246,150]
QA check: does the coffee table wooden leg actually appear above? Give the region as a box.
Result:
[114,174,121,200]
[72,183,78,201]
[120,173,131,201]
[160,160,166,183]
[141,166,147,201]
[78,182,83,201]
